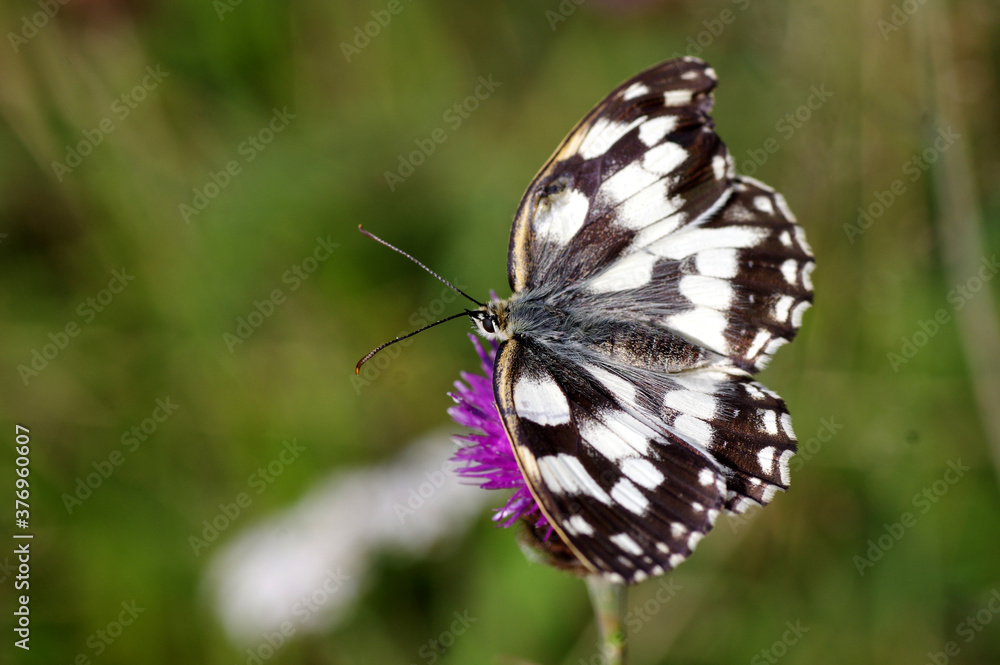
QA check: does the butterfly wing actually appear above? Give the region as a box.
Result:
[507,57,813,372]
[493,338,725,582]
[508,57,729,296]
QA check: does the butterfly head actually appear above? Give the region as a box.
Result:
[470,300,511,342]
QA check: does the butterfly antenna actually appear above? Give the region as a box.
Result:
[356,310,473,374]
[358,225,484,307]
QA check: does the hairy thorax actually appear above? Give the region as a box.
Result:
[486,291,714,374]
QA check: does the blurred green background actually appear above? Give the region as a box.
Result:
[2,0,999,663]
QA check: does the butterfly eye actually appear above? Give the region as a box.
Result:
[482,317,496,334]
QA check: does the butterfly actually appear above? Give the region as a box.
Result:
[364,57,814,584]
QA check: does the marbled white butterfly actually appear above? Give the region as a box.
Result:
[363,57,814,584]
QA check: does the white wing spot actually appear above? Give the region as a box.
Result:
[579,116,646,160]
[648,225,768,260]
[672,414,715,452]
[611,478,650,515]
[565,514,595,536]
[679,274,734,310]
[664,389,717,421]
[668,553,685,568]
[760,409,779,435]
[514,373,571,426]
[774,295,795,323]
[757,446,776,474]
[537,454,612,503]
[670,522,688,539]
[534,188,590,247]
[687,531,703,551]
[753,196,775,214]
[664,89,694,106]
[780,258,799,284]
[791,300,811,327]
[611,533,644,556]
[746,330,771,358]
[698,467,715,487]
[621,458,665,489]
[642,141,688,176]
[764,336,788,356]
[638,116,678,147]
[617,182,684,232]
[598,162,661,206]
[775,193,797,221]
[623,81,649,100]
[779,230,793,247]
[694,248,739,279]
[779,450,794,485]
[802,262,815,290]
[713,154,727,180]
[580,412,654,462]
[780,412,795,439]
[667,308,730,355]
[586,251,658,293]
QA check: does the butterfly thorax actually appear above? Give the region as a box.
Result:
[472,291,713,374]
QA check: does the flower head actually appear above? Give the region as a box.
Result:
[448,334,551,537]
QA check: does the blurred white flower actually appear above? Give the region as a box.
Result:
[206,429,491,644]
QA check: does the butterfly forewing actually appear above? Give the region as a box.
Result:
[507,58,731,294]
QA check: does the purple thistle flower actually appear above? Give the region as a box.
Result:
[448,334,552,537]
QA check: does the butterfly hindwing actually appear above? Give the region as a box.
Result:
[494,338,728,583]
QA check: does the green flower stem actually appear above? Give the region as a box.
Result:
[586,575,627,665]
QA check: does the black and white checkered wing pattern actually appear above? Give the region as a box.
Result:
[494,339,727,583]
[507,57,729,295]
